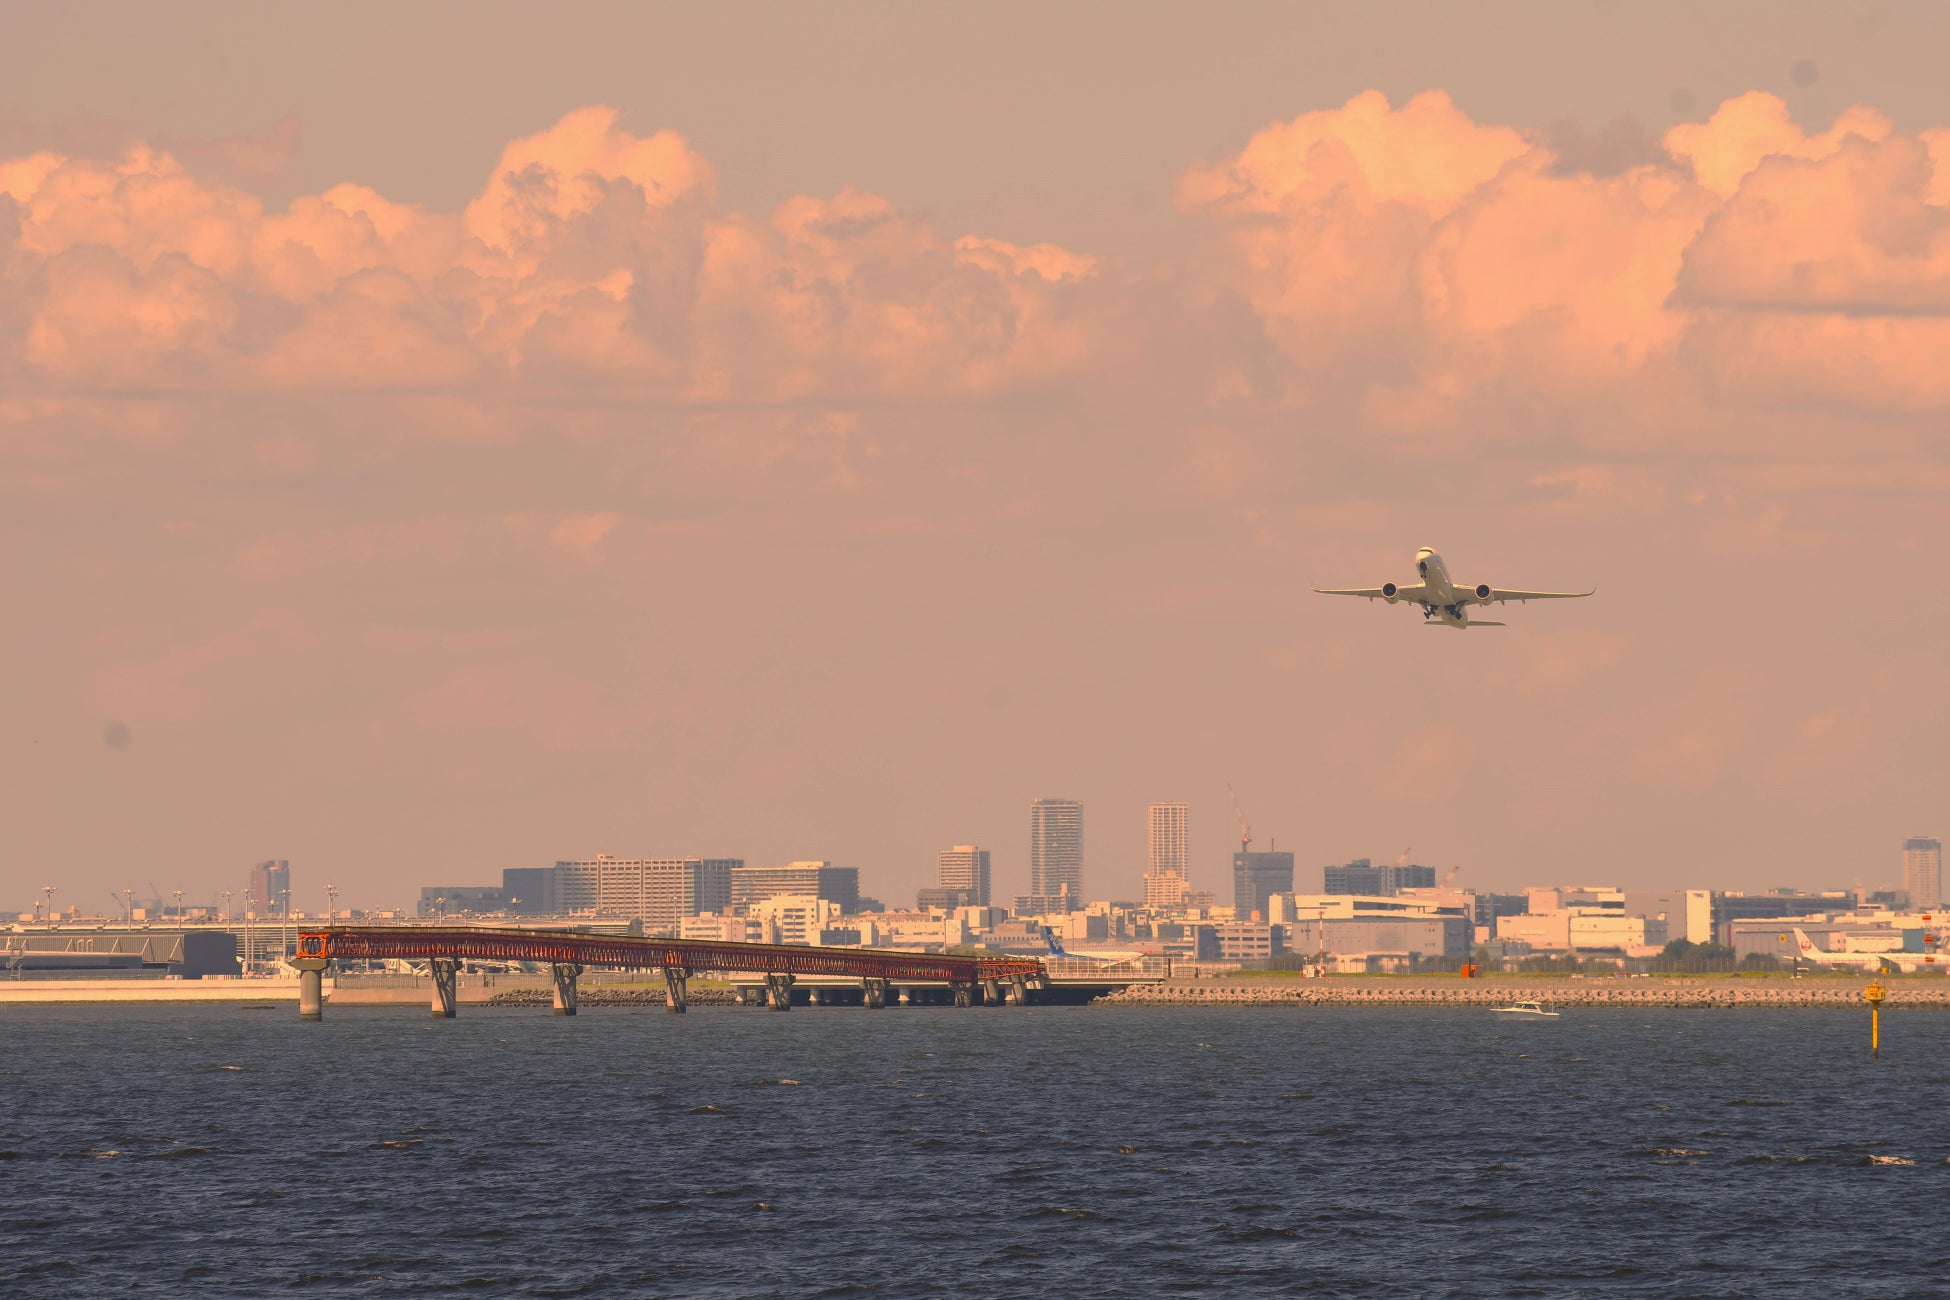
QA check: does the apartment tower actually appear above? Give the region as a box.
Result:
[1029,798,1084,910]
[1144,801,1189,911]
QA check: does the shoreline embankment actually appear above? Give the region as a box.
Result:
[1096,978,1950,1009]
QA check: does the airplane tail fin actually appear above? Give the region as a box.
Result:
[1792,928,1825,960]
[1042,924,1069,958]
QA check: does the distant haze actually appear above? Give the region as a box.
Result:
[3,3,1947,912]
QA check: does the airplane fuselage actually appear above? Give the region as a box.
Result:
[1413,549,1480,628]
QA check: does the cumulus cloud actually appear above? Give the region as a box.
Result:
[0,107,1107,415]
[1174,88,1950,434]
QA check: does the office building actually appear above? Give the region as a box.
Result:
[936,845,991,908]
[1195,922,1287,962]
[1323,858,1437,896]
[732,862,861,914]
[1273,894,1471,961]
[502,866,558,916]
[1029,798,1084,909]
[1903,837,1942,909]
[1232,851,1295,920]
[550,856,738,933]
[250,860,291,913]
[917,886,975,911]
[1707,889,1854,944]
[418,885,508,917]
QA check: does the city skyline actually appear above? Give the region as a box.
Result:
[4,7,1949,913]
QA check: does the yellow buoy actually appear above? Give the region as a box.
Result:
[1864,979,1886,1058]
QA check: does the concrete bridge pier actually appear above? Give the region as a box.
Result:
[294,957,329,1020]
[1008,974,1031,1006]
[981,978,1000,1005]
[952,981,972,1008]
[861,977,889,1008]
[429,958,460,1018]
[809,987,827,1006]
[664,965,690,1013]
[764,972,795,1010]
[897,986,912,1006]
[551,963,583,1016]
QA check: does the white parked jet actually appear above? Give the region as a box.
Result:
[1315,548,1593,629]
[1793,927,1938,973]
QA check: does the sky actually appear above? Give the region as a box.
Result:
[4,1,1949,914]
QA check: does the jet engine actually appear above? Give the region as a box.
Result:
[1381,582,1399,602]
[1474,583,1493,602]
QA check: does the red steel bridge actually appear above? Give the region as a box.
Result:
[290,926,1047,1020]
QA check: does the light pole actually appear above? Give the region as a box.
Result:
[42,885,55,927]
[325,884,339,925]
[281,888,291,966]
[121,888,134,926]
[172,889,184,920]
[244,892,257,975]
[221,890,234,924]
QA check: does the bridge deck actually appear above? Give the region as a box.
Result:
[297,926,1043,983]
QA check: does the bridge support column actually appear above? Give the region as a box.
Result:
[429,958,460,1019]
[981,978,1000,1005]
[550,963,582,1016]
[664,965,690,1013]
[764,972,795,1010]
[294,957,328,1021]
[861,977,889,1008]
[897,986,912,1006]
[952,981,972,1008]
[809,987,826,1006]
[1010,974,1031,1006]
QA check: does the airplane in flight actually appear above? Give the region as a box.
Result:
[1792,927,1938,973]
[1315,547,1593,629]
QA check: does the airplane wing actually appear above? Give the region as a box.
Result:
[1314,584,1426,601]
[1479,587,1594,604]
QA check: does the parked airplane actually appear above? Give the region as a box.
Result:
[1041,925,1142,965]
[1793,927,1937,973]
[1316,547,1593,629]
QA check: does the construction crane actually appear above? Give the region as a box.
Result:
[1227,783,1251,852]
[1394,846,1412,870]
[1443,864,1463,887]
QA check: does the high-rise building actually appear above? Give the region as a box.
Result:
[1903,837,1943,908]
[937,845,992,907]
[1145,801,1190,912]
[250,860,291,913]
[1148,802,1188,877]
[732,862,861,914]
[1029,798,1084,909]
[550,856,738,933]
[1232,851,1295,919]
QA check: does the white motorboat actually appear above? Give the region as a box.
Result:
[1493,1000,1560,1017]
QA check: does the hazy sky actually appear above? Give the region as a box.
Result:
[5,2,1949,914]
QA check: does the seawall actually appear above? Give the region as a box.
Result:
[1096,978,1950,1009]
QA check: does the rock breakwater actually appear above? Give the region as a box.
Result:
[1095,980,1950,1009]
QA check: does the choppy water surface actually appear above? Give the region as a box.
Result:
[2,1003,1946,1297]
